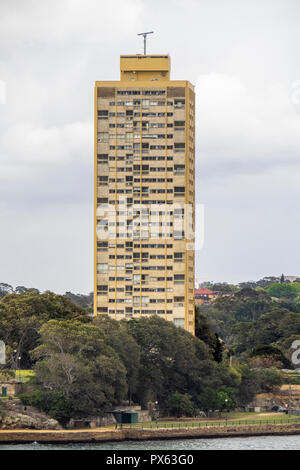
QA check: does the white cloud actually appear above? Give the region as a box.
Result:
[0,121,92,181]
[0,0,142,44]
[196,73,300,168]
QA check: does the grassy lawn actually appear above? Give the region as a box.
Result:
[123,412,300,429]
[14,370,35,383]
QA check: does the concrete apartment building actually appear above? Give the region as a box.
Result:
[94,54,195,334]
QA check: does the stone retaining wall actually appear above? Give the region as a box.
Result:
[1,423,300,443]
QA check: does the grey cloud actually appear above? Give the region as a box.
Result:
[0,0,300,292]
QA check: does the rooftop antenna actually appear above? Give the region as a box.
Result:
[137,31,154,55]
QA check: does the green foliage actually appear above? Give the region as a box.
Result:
[128,315,214,408]
[250,345,292,369]
[195,307,217,350]
[234,363,259,406]
[216,390,237,411]
[213,334,224,363]
[64,291,93,310]
[266,283,299,300]
[198,386,237,411]
[22,315,247,423]
[254,368,283,393]
[92,316,140,402]
[20,390,71,425]
[200,286,300,369]
[31,319,128,422]
[0,369,14,381]
[198,387,220,412]
[2,279,297,425]
[166,392,196,417]
[0,291,88,368]
[206,283,238,294]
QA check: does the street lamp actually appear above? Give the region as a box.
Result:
[16,356,21,382]
[225,399,228,423]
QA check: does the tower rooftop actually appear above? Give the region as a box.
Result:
[120,54,170,81]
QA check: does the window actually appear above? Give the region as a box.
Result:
[98,110,108,117]
[174,121,185,129]
[174,274,185,284]
[174,99,185,108]
[98,132,109,143]
[97,154,108,162]
[174,186,185,196]
[97,241,108,252]
[97,263,108,273]
[174,143,185,152]
[97,285,108,294]
[174,231,185,240]
[174,252,184,262]
[174,164,185,174]
[174,318,185,328]
[98,307,108,313]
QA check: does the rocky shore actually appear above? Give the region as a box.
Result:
[0,399,61,430]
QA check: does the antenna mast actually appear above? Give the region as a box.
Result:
[137,31,154,55]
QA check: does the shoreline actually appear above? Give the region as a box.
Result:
[1,423,300,444]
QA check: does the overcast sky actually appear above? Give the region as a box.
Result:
[0,0,300,293]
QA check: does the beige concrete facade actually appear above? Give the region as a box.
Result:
[94,55,195,334]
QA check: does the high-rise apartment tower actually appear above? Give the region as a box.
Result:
[94,55,195,334]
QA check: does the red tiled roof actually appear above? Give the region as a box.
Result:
[195,288,216,295]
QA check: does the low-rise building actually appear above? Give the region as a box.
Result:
[195,288,218,305]
[0,381,23,397]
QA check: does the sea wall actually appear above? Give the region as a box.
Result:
[1,422,300,443]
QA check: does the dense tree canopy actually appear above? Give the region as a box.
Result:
[29,319,128,422]
[0,291,88,368]
[1,283,298,423]
[266,283,299,300]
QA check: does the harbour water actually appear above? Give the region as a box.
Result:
[0,435,300,450]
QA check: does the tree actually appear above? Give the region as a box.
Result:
[198,387,237,412]
[128,315,219,408]
[250,345,292,369]
[254,368,283,393]
[15,286,40,295]
[0,283,13,299]
[248,355,282,369]
[213,334,224,363]
[207,283,238,294]
[216,390,237,411]
[266,283,299,300]
[195,307,217,350]
[198,387,220,412]
[0,291,88,368]
[166,392,196,417]
[30,319,128,423]
[64,291,93,311]
[235,363,259,407]
[93,315,140,403]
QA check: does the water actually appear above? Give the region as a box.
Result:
[0,435,300,450]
